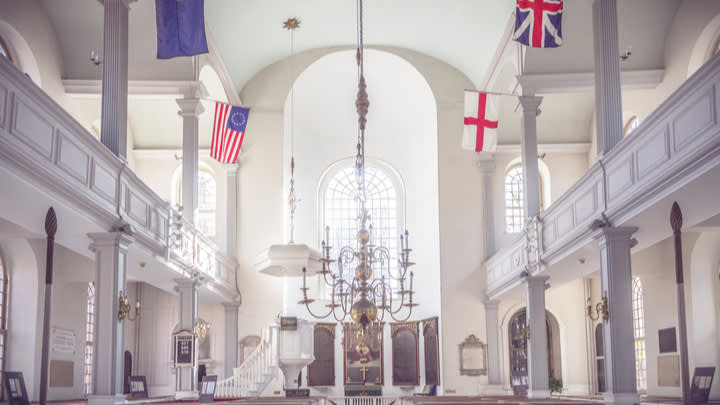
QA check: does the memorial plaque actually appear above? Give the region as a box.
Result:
[129,375,148,399]
[3,372,29,405]
[308,323,335,386]
[658,328,677,353]
[280,317,298,331]
[391,322,419,386]
[49,360,74,387]
[199,375,217,402]
[51,328,76,354]
[690,367,715,404]
[657,355,680,387]
[173,329,195,368]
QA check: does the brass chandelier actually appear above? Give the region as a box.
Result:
[299,0,417,330]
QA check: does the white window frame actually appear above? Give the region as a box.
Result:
[84,281,96,395]
[632,277,647,393]
[173,166,217,238]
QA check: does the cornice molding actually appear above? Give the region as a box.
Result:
[518,69,665,95]
[63,79,208,99]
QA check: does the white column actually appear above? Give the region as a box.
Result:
[223,164,239,257]
[177,98,205,223]
[477,153,496,257]
[87,232,134,405]
[593,0,624,155]
[175,278,200,396]
[519,96,543,219]
[525,275,550,398]
[99,0,135,159]
[484,300,502,386]
[593,227,639,405]
[223,302,240,378]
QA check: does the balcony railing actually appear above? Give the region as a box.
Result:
[486,53,720,298]
[0,56,237,298]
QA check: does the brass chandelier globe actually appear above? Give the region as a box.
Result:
[299,0,418,331]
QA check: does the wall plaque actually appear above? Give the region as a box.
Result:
[657,355,680,387]
[129,375,148,399]
[308,323,335,386]
[690,367,715,404]
[3,372,29,405]
[391,322,419,386]
[51,327,76,354]
[658,327,677,353]
[459,334,487,376]
[280,317,298,331]
[49,360,74,387]
[199,375,217,402]
[173,329,195,368]
[423,318,440,385]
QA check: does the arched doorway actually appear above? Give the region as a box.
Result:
[508,308,562,395]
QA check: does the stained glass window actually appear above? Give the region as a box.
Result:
[84,282,95,395]
[505,166,525,233]
[323,165,399,282]
[632,277,647,392]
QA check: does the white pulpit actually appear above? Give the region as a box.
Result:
[277,318,314,388]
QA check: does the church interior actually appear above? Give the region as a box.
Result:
[0,1,720,405]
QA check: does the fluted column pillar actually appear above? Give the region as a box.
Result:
[100,0,135,159]
[484,300,502,385]
[519,96,543,219]
[223,164,239,257]
[593,0,624,155]
[477,154,496,257]
[87,231,134,405]
[525,275,550,398]
[175,278,200,397]
[177,97,205,223]
[223,302,240,378]
[593,227,639,405]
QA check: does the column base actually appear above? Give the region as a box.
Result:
[604,392,640,405]
[175,390,199,400]
[479,384,508,395]
[527,389,551,399]
[88,394,126,405]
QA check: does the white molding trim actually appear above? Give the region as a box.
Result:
[478,11,518,91]
[518,69,665,95]
[133,148,211,160]
[63,79,208,99]
[204,30,242,106]
[494,143,591,155]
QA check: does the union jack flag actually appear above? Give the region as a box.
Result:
[513,0,564,48]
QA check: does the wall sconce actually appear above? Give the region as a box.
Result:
[90,50,102,66]
[586,293,609,321]
[194,319,211,340]
[118,292,141,321]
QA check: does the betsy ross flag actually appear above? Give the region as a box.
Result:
[513,0,564,48]
[211,103,250,164]
[156,0,209,59]
[463,91,498,152]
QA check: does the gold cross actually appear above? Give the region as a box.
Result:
[360,366,369,383]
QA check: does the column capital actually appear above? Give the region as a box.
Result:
[88,231,134,251]
[176,98,205,117]
[223,302,241,311]
[101,0,138,9]
[174,277,203,289]
[523,274,550,288]
[591,226,638,241]
[484,299,500,310]
[223,163,240,176]
[476,153,496,174]
[518,95,543,113]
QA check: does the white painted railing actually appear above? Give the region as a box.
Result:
[486,52,720,297]
[216,323,280,398]
[0,55,237,298]
[325,397,399,405]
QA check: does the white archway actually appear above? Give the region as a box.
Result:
[0,20,41,86]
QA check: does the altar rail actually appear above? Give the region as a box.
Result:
[326,397,398,405]
[486,53,720,298]
[0,56,237,297]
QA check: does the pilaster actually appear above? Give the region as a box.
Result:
[592,226,640,405]
[174,278,201,395]
[484,299,501,385]
[524,275,550,398]
[99,0,135,159]
[177,96,205,223]
[87,231,134,405]
[223,163,239,257]
[518,96,543,219]
[477,154,496,258]
[223,302,240,377]
[592,0,624,155]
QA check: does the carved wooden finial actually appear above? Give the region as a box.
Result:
[356,76,369,130]
[670,201,683,232]
[45,207,57,237]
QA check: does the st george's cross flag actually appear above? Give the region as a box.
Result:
[463,91,498,152]
[513,0,564,48]
[211,102,250,164]
[155,0,209,59]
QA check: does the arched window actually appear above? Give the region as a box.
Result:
[322,163,401,280]
[505,166,525,233]
[624,116,641,137]
[175,169,217,238]
[0,253,8,397]
[0,36,11,62]
[84,282,96,395]
[632,277,647,392]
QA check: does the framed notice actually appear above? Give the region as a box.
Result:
[690,367,715,404]
[459,334,487,376]
[129,376,148,399]
[173,329,195,368]
[199,375,217,402]
[3,372,29,405]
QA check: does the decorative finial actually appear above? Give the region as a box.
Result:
[670,201,683,232]
[45,207,57,237]
[283,17,301,31]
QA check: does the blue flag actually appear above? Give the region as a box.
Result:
[156,0,209,59]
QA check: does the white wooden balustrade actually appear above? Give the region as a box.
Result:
[0,55,237,298]
[486,53,720,298]
[325,397,399,405]
[215,322,280,398]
